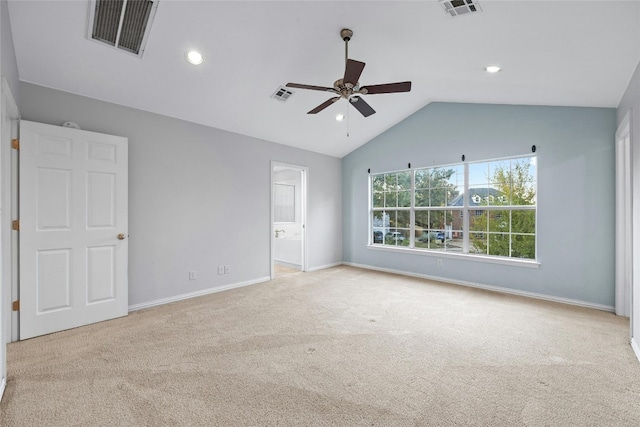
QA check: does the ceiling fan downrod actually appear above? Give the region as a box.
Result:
[341,28,353,69]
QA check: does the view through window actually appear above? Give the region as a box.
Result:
[371,156,537,260]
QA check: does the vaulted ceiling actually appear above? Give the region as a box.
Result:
[8,1,640,158]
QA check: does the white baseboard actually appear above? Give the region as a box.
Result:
[307,262,343,272]
[128,276,271,312]
[343,262,615,313]
[0,377,6,402]
[632,337,640,363]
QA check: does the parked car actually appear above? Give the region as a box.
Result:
[373,231,384,243]
[418,231,445,243]
[386,231,405,243]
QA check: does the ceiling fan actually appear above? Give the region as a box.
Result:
[286,28,411,118]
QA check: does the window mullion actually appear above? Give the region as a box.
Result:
[463,162,469,253]
[410,170,415,248]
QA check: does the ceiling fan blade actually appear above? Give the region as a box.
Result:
[360,81,412,94]
[307,97,340,114]
[349,96,376,117]
[343,59,366,86]
[286,83,335,93]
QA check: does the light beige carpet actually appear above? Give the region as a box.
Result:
[1,266,639,426]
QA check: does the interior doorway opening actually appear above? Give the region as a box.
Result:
[271,162,307,279]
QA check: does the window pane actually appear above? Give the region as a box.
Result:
[512,210,535,234]
[385,192,398,208]
[430,210,445,229]
[415,189,429,207]
[384,229,409,246]
[511,234,535,259]
[372,175,385,193]
[415,169,430,189]
[470,232,488,254]
[469,210,487,232]
[373,211,387,229]
[274,184,295,223]
[398,190,411,208]
[488,210,509,232]
[373,192,384,208]
[385,173,397,190]
[469,162,490,188]
[396,210,410,229]
[415,210,429,230]
[488,233,509,257]
[430,188,447,207]
[397,172,411,191]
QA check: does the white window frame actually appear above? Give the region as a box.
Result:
[369,155,538,267]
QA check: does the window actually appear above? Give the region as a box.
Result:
[372,171,411,246]
[274,184,295,222]
[370,156,537,261]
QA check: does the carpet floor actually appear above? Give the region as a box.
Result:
[1,266,639,426]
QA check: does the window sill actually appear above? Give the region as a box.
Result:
[366,244,540,269]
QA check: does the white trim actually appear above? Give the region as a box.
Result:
[366,244,540,268]
[307,262,343,272]
[343,261,614,312]
[615,111,632,317]
[128,276,271,312]
[0,378,5,401]
[632,337,640,363]
[270,162,308,279]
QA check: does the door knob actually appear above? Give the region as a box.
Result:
[117,233,126,240]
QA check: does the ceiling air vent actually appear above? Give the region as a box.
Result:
[272,87,294,102]
[439,0,482,17]
[87,0,159,57]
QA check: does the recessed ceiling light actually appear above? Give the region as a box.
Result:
[186,50,203,65]
[484,65,502,73]
[336,114,345,121]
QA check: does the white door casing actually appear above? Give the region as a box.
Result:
[0,78,20,401]
[616,112,632,318]
[270,162,307,278]
[19,121,128,340]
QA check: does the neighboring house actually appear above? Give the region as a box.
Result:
[448,188,505,233]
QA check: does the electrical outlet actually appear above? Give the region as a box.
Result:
[437,259,443,267]
[218,266,224,275]
[189,270,197,280]
[224,265,230,274]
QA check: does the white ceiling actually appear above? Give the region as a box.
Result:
[8,0,640,158]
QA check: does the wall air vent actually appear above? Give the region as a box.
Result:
[439,0,482,17]
[272,87,294,102]
[87,0,159,57]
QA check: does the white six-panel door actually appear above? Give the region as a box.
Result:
[19,121,128,340]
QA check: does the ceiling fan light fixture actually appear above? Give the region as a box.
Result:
[484,65,502,73]
[186,50,204,65]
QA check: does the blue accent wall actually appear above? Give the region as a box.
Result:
[343,102,617,307]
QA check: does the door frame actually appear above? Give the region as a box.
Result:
[270,161,308,279]
[1,78,20,401]
[616,111,632,318]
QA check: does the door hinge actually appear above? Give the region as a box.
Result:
[12,300,19,311]
[11,139,19,150]
[11,220,19,231]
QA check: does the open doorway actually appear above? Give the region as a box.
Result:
[271,162,307,279]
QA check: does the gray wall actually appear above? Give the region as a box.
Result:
[343,102,617,308]
[20,82,342,306]
[1,0,19,105]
